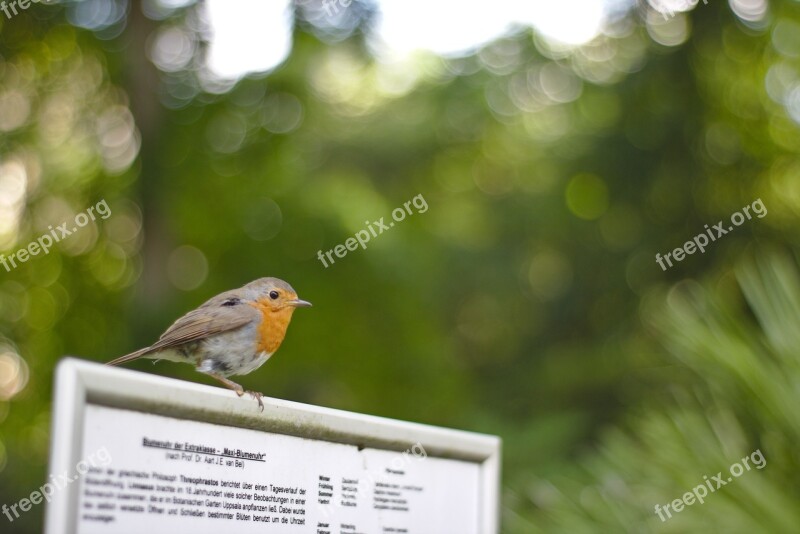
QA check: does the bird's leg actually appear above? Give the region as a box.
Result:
[205,373,245,395]
[204,373,264,412]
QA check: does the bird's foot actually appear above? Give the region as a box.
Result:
[246,390,264,412]
[204,373,263,411]
[231,387,263,411]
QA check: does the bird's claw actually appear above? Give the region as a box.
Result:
[247,390,264,412]
[223,383,263,411]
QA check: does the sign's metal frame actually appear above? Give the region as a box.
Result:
[46,358,501,533]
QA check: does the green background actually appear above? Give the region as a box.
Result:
[1,0,800,532]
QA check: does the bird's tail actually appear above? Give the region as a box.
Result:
[106,346,154,366]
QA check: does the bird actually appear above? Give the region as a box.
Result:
[107,277,311,410]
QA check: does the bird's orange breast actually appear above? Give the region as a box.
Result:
[249,301,295,354]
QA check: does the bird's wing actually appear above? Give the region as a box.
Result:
[107,292,260,366]
[147,296,260,353]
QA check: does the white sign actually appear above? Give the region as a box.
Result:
[46,360,500,533]
[77,405,480,533]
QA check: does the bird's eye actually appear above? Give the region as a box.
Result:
[269,290,280,300]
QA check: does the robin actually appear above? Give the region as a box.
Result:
[107,277,311,410]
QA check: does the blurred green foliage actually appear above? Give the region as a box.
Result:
[1,0,799,532]
[506,249,800,532]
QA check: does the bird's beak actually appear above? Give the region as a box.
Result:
[288,298,312,308]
